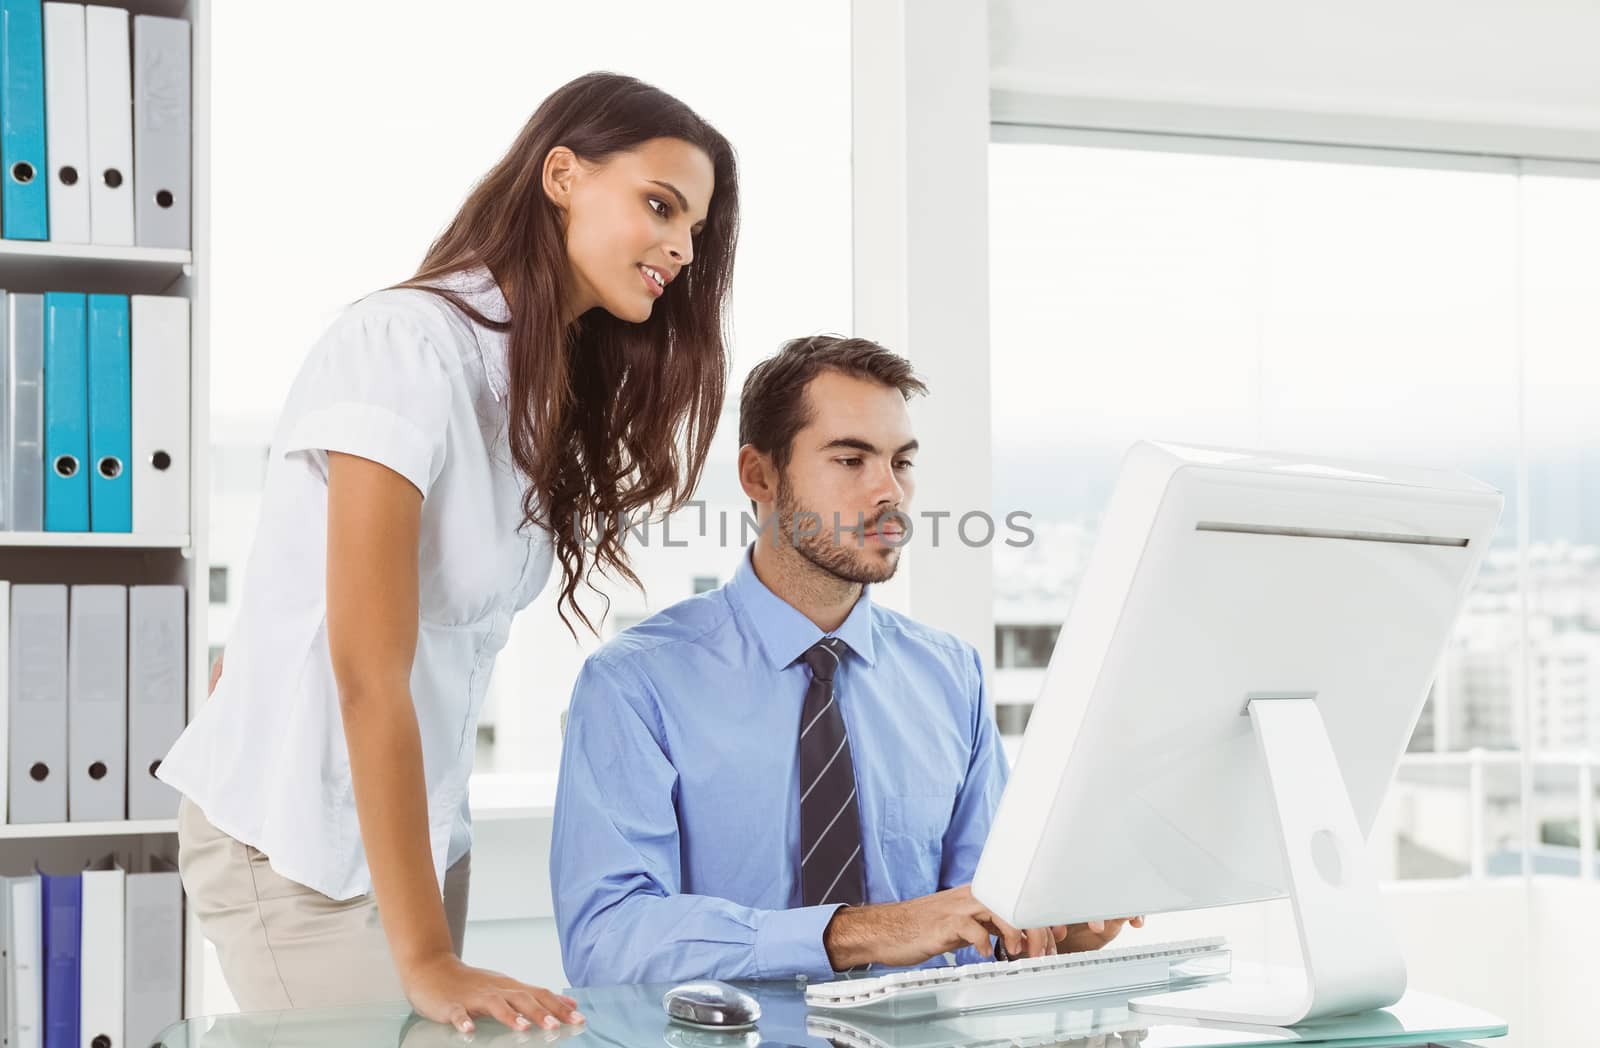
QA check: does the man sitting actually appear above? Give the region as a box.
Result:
[552,335,1138,984]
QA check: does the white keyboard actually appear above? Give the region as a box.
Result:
[805,937,1229,1020]
[808,1010,1154,1048]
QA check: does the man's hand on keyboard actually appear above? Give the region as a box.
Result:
[822,885,1026,970]
[1007,926,1062,958]
[996,915,1144,959]
[1051,915,1146,953]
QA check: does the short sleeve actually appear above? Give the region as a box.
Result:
[280,300,456,498]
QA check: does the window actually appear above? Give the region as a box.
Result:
[990,135,1600,881]
[994,624,1059,670]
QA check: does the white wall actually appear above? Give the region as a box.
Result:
[850,0,997,663]
[211,1,852,435]
[1528,877,1600,1044]
[989,0,1600,159]
[461,816,568,991]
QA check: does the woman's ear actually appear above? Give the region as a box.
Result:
[542,146,579,210]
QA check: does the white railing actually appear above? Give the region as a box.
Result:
[1394,749,1598,881]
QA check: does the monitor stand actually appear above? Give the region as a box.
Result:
[1128,695,1407,1026]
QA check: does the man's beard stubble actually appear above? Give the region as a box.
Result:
[774,476,902,586]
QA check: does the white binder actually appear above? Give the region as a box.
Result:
[6,875,42,1048]
[0,290,8,530]
[130,296,189,537]
[0,582,10,824]
[42,3,90,244]
[84,5,133,246]
[67,586,127,822]
[79,858,124,1048]
[6,293,45,532]
[127,586,185,820]
[123,858,181,1048]
[132,15,190,249]
[7,585,68,824]
[0,874,8,1045]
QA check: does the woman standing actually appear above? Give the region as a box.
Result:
[159,73,738,1031]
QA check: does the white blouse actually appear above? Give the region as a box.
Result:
[160,268,554,900]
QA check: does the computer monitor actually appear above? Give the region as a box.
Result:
[971,441,1502,1026]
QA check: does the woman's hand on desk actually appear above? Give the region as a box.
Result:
[401,953,585,1035]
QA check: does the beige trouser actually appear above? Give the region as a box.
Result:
[177,796,471,1012]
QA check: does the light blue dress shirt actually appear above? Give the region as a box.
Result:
[552,546,1009,986]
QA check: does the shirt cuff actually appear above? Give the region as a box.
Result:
[283,401,439,497]
[755,903,844,980]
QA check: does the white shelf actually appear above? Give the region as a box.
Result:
[0,818,178,840]
[0,240,190,264]
[0,531,190,550]
[0,240,192,294]
[470,772,559,822]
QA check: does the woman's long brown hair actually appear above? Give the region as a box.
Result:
[394,73,738,636]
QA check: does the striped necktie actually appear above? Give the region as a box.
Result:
[797,636,866,907]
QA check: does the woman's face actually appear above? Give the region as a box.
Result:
[555,137,714,324]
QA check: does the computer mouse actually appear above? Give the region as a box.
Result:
[661,980,762,1031]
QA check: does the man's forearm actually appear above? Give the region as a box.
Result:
[564,892,841,985]
[823,906,875,970]
[823,903,913,970]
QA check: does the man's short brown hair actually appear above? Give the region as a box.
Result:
[738,335,928,472]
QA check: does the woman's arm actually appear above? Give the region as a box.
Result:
[326,451,581,1034]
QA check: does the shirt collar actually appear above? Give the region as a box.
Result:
[727,545,878,671]
[440,266,510,402]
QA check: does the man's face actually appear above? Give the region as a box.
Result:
[771,370,918,585]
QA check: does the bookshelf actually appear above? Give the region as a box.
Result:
[0,0,210,1020]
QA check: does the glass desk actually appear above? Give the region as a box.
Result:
[156,972,1508,1048]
